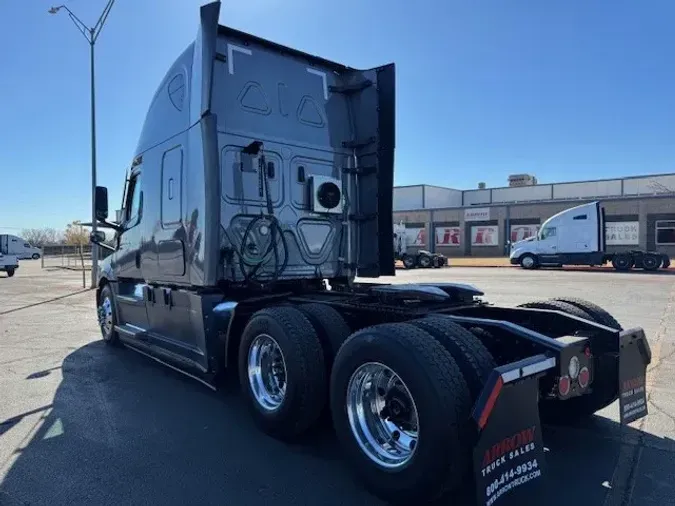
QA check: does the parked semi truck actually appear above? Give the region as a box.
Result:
[393,222,448,268]
[0,234,41,260]
[0,237,19,277]
[89,3,652,504]
[509,201,671,271]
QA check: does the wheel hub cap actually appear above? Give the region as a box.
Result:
[247,334,287,411]
[346,362,419,468]
[98,297,113,336]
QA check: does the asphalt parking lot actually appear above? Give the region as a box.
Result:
[1,262,674,506]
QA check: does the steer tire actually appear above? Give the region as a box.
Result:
[410,316,496,402]
[98,284,120,345]
[238,306,327,441]
[521,298,623,424]
[330,322,471,505]
[6,268,15,278]
[32,253,40,260]
[519,253,538,270]
[297,303,351,368]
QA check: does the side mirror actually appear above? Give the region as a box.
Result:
[90,230,106,244]
[95,186,109,221]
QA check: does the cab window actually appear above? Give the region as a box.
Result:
[125,172,142,227]
[539,226,557,240]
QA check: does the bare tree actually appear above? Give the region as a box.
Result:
[63,221,90,246]
[20,228,62,247]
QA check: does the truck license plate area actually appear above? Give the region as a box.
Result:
[618,328,651,424]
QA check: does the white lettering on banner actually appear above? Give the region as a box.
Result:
[472,226,499,247]
[605,222,639,246]
[510,224,540,243]
[436,227,461,246]
[405,227,426,247]
[465,207,491,222]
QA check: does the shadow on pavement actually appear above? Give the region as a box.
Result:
[1,341,674,506]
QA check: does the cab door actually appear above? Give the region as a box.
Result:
[536,224,559,261]
[113,169,150,331]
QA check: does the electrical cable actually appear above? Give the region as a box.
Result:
[237,145,288,284]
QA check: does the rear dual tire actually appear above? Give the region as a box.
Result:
[518,297,623,423]
[330,322,473,505]
[239,308,494,503]
[418,254,432,268]
[238,306,328,441]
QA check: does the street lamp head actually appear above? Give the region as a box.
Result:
[48,6,64,14]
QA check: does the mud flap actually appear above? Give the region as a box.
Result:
[618,328,651,425]
[471,355,555,506]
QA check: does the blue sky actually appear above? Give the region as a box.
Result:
[1,0,674,234]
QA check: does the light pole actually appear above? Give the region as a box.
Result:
[49,0,115,288]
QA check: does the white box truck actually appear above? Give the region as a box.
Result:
[509,201,671,271]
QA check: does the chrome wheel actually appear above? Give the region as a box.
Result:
[521,255,535,269]
[98,296,113,338]
[346,362,419,469]
[248,334,287,411]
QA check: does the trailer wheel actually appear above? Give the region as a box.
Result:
[97,284,120,345]
[239,306,326,441]
[662,255,671,269]
[298,303,351,368]
[418,254,432,268]
[330,322,471,504]
[432,256,442,268]
[612,253,634,271]
[6,268,15,277]
[642,253,661,271]
[402,255,416,269]
[410,316,496,401]
[519,253,538,270]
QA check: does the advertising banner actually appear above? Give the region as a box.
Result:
[472,226,499,246]
[605,222,639,246]
[435,226,461,246]
[510,224,540,243]
[466,207,491,222]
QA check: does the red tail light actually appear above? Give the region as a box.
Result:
[559,375,571,397]
[578,367,590,389]
[584,347,592,358]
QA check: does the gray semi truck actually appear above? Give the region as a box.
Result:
[89,3,652,504]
